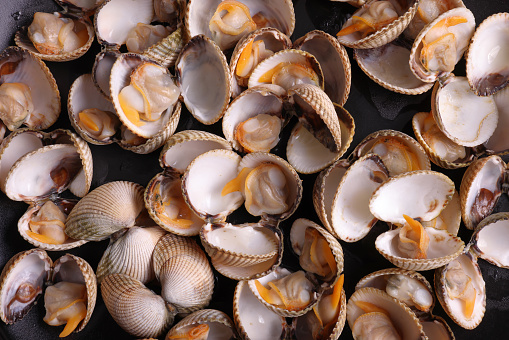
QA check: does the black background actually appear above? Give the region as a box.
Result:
[0,0,508,339]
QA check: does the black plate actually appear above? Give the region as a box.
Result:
[0,0,508,339]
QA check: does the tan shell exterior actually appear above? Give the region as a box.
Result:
[0,249,52,324]
[15,16,95,62]
[96,226,167,284]
[65,181,145,241]
[294,30,352,106]
[142,26,184,68]
[165,309,237,340]
[200,222,283,281]
[412,111,474,169]
[101,273,176,338]
[337,0,421,49]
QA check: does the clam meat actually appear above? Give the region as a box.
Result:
[444,259,477,321]
[397,215,430,260]
[234,113,282,153]
[299,227,337,281]
[126,24,172,54]
[352,311,401,340]
[27,201,68,245]
[77,108,119,141]
[385,274,433,312]
[27,12,89,55]
[118,62,180,128]
[152,181,196,230]
[337,1,399,38]
[0,83,34,131]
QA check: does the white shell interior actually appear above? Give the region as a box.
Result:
[476,217,509,268]
[184,150,243,217]
[5,144,81,201]
[204,223,278,256]
[93,51,118,98]
[320,163,348,233]
[236,281,285,339]
[95,0,154,45]
[287,123,338,174]
[163,139,230,173]
[436,77,498,147]
[370,171,454,225]
[331,156,388,242]
[485,86,509,153]
[177,36,229,125]
[421,320,452,340]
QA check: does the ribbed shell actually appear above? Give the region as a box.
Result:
[96,226,167,284]
[65,181,145,241]
[412,111,474,169]
[101,273,176,338]
[290,218,344,289]
[200,222,283,281]
[0,249,51,324]
[286,84,343,174]
[165,309,237,340]
[52,254,97,334]
[346,287,425,339]
[337,0,421,49]
[294,30,351,106]
[142,26,184,68]
[158,254,214,313]
[14,16,95,62]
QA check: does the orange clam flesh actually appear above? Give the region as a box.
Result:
[258,61,320,90]
[398,215,430,259]
[153,181,194,229]
[367,137,421,176]
[78,108,119,141]
[234,113,282,153]
[337,1,399,38]
[166,323,210,340]
[236,39,274,79]
[445,259,477,319]
[27,201,68,245]
[299,228,337,280]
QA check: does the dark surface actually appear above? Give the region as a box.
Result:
[0,0,509,339]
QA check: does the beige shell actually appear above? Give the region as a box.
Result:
[96,226,167,284]
[290,218,344,288]
[434,252,486,329]
[65,181,145,241]
[18,198,88,251]
[459,155,505,230]
[355,268,435,314]
[286,84,344,174]
[346,287,426,339]
[336,0,421,49]
[153,233,214,313]
[470,212,509,268]
[92,50,119,99]
[15,15,95,62]
[233,280,288,340]
[200,221,283,281]
[101,273,177,338]
[293,30,352,106]
[165,309,236,340]
[351,129,431,176]
[421,315,455,340]
[142,26,184,68]
[0,47,61,131]
[412,111,474,169]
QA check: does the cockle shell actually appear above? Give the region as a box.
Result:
[165,309,237,340]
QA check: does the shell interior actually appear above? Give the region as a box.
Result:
[485,86,509,153]
[93,51,118,99]
[473,213,509,268]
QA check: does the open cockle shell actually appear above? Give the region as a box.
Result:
[68,74,118,145]
[0,129,93,201]
[294,30,351,106]
[431,76,498,148]
[201,221,283,281]
[470,212,509,269]
[459,155,505,230]
[355,268,435,314]
[351,129,430,177]
[248,267,319,318]
[286,84,344,174]
[233,280,288,340]
[0,47,61,131]
[466,12,509,97]
[15,13,94,62]
[369,170,455,225]
[409,7,475,83]
[329,154,389,242]
[94,0,154,48]
[185,0,295,52]
[485,86,509,154]
[420,315,455,340]
[165,309,237,340]
[92,50,119,99]
[229,27,292,96]
[290,218,344,288]
[412,111,474,169]
[435,252,486,330]
[222,85,286,153]
[142,25,184,69]
[101,273,177,339]
[96,226,167,284]
[422,190,461,236]
[18,198,87,251]
[65,181,145,241]
[175,35,232,125]
[354,40,434,95]
[336,0,421,50]
[346,287,425,339]
[182,149,243,222]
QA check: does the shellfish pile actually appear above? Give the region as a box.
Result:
[0,0,508,339]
